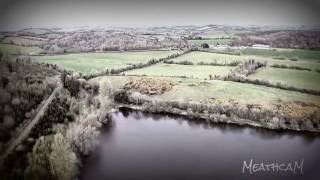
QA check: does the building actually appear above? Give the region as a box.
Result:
[252,44,271,49]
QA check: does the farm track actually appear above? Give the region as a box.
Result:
[0,85,61,166]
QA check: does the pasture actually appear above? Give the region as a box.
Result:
[0,43,43,55]
[170,51,320,70]
[35,50,180,74]
[125,63,235,79]
[248,67,320,91]
[91,76,320,107]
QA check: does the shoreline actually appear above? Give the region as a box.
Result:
[114,102,320,134]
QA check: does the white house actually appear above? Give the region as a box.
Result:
[252,44,270,49]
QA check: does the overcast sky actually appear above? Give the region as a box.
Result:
[0,0,320,31]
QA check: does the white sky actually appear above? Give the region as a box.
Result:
[0,0,320,30]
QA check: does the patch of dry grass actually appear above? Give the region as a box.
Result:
[279,101,320,119]
[124,77,174,95]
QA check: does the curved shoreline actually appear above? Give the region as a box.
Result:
[115,102,320,134]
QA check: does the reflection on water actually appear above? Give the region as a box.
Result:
[81,108,320,180]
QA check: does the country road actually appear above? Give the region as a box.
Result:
[0,86,61,166]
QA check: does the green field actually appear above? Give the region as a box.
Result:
[2,37,43,46]
[171,51,320,70]
[248,67,320,90]
[91,76,320,107]
[189,31,233,46]
[0,43,43,55]
[125,63,235,79]
[241,48,320,61]
[35,50,180,74]
[172,51,247,63]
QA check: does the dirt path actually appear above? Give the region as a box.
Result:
[0,86,61,165]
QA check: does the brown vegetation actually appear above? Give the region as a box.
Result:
[279,102,320,119]
[124,77,174,95]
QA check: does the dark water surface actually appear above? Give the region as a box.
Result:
[81,109,320,180]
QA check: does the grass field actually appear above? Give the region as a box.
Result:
[189,31,233,46]
[125,63,235,79]
[171,51,320,70]
[0,43,43,55]
[91,76,320,107]
[35,50,180,74]
[2,37,43,46]
[241,48,320,61]
[248,67,320,90]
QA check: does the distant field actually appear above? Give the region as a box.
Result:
[248,67,320,90]
[35,50,180,74]
[2,37,44,46]
[171,51,320,70]
[241,48,320,61]
[125,63,236,79]
[0,43,43,55]
[188,38,232,46]
[203,32,231,39]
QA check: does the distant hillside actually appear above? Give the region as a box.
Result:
[232,30,320,49]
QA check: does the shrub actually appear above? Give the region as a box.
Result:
[66,115,100,155]
[290,56,299,61]
[273,56,285,60]
[201,43,209,48]
[270,64,311,71]
[24,135,52,180]
[2,115,15,129]
[49,133,79,180]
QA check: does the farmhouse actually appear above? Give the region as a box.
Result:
[252,44,271,49]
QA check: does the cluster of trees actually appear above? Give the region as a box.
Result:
[164,59,240,66]
[270,64,312,71]
[0,61,109,179]
[5,30,188,54]
[215,59,266,81]
[164,60,193,65]
[25,133,79,180]
[201,43,209,48]
[0,59,58,146]
[5,76,107,179]
[29,93,71,139]
[61,72,80,97]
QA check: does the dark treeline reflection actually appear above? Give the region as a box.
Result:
[119,107,320,142]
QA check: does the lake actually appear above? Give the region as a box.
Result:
[80,108,320,180]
